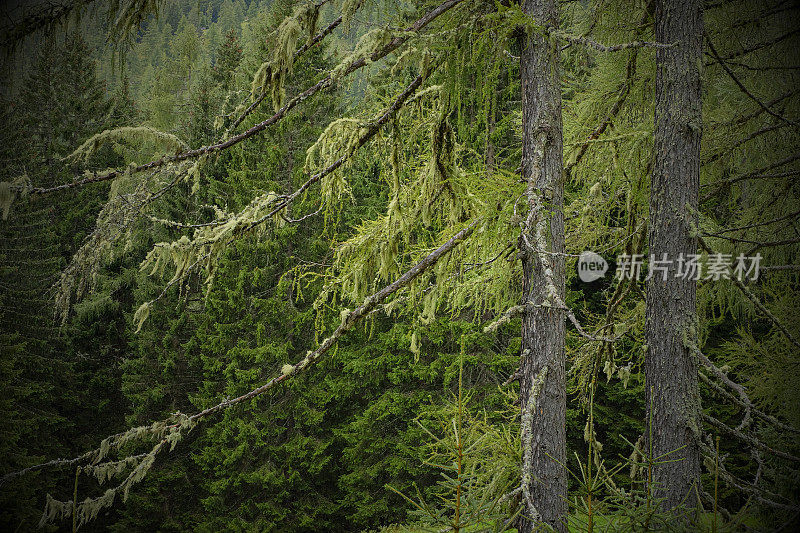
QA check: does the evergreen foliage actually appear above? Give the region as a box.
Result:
[1,0,799,531]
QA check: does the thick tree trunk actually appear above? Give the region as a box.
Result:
[518,0,567,531]
[646,0,703,517]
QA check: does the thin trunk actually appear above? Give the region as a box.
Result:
[518,0,567,531]
[646,0,703,518]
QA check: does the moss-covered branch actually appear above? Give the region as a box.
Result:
[31,220,478,527]
[20,0,466,198]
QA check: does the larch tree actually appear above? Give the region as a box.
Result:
[518,0,567,530]
[645,0,703,517]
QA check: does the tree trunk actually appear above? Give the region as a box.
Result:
[518,0,567,531]
[646,0,703,518]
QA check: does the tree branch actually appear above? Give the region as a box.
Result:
[702,413,800,462]
[6,220,478,486]
[699,236,800,352]
[705,34,799,128]
[22,0,465,197]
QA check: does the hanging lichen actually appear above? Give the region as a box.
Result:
[132,191,282,330]
[65,126,188,164]
[251,1,320,110]
[39,413,196,529]
[108,0,163,42]
[341,0,368,29]
[0,181,14,220]
[132,301,151,333]
[330,27,397,82]
[38,494,73,528]
[0,175,30,221]
[55,164,184,325]
[82,455,146,486]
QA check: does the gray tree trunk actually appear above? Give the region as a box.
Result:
[518,0,567,530]
[646,0,703,517]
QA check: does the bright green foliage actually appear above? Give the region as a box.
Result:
[387,350,521,532]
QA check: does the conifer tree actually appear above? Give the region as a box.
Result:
[645,0,703,518]
[212,28,242,89]
[518,0,568,530]
[4,1,798,531]
[0,33,131,530]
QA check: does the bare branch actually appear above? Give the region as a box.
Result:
[702,413,800,462]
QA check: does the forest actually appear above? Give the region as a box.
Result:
[0,0,798,531]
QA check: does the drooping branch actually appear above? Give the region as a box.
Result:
[186,220,477,422]
[698,368,800,435]
[700,436,798,511]
[246,72,428,231]
[706,26,800,64]
[1,453,93,487]
[702,234,800,248]
[696,345,773,432]
[698,237,800,351]
[730,274,800,351]
[701,151,800,201]
[0,0,99,50]
[17,220,479,514]
[551,30,673,53]
[54,167,186,323]
[21,0,466,197]
[702,209,800,236]
[703,122,789,165]
[125,69,430,325]
[565,46,639,175]
[227,11,343,133]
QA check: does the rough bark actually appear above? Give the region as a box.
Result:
[518,0,567,531]
[646,0,703,517]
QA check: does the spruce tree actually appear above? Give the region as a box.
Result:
[213,28,243,89]
[0,33,130,530]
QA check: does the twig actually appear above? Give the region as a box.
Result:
[702,413,800,463]
[705,34,799,128]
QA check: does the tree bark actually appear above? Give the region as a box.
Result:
[518,0,567,531]
[646,0,703,517]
